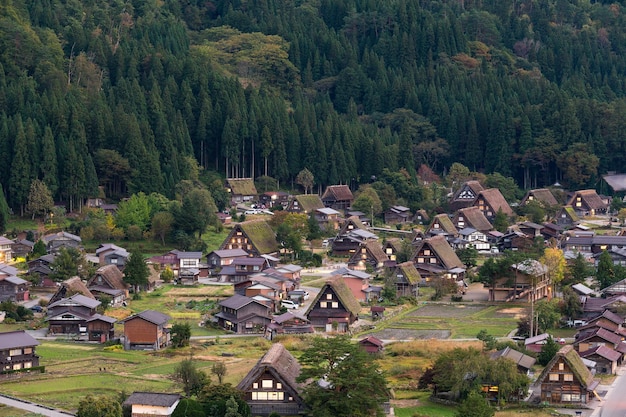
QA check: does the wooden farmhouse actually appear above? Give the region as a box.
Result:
[87,264,129,306]
[11,238,34,259]
[237,343,305,417]
[348,240,388,272]
[427,214,458,237]
[305,276,361,332]
[219,221,279,257]
[48,276,95,304]
[520,188,559,207]
[95,243,129,269]
[47,294,116,341]
[226,178,257,204]
[359,336,384,354]
[410,235,465,283]
[0,237,13,263]
[384,205,412,225]
[215,294,272,334]
[578,345,622,375]
[321,184,354,212]
[453,207,492,233]
[0,331,40,377]
[122,310,171,351]
[489,346,536,374]
[206,248,249,273]
[538,345,599,405]
[567,190,608,217]
[555,205,580,228]
[473,188,513,222]
[387,261,421,298]
[0,271,29,302]
[449,180,484,211]
[489,259,550,302]
[123,392,181,417]
[42,231,82,254]
[286,194,325,214]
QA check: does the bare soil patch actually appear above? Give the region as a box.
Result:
[493,307,527,319]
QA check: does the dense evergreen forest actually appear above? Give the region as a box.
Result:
[2,0,626,214]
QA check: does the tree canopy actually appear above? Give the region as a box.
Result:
[296,336,389,417]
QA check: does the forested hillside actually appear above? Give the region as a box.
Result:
[2,0,626,214]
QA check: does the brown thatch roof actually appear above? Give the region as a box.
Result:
[521,189,559,206]
[477,188,513,216]
[91,264,128,290]
[322,185,354,201]
[559,205,580,222]
[428,214,458,235]
[227,178,257,196]
[455,207,492,232]
[239,220,279,255]
[236,343,303,401]
[363,240,388,264]
[338,216,367,235]
[49,276,95,304]
[567,190,608,211]
[395,261,422,285]
[307,276,361,317]
[453,180,484,200]
[538,345,597,391]
[415,235,464,270]
[292,194,325,212]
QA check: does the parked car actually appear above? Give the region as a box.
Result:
[289,290,310,301]
[244,209,261,215]
[29,305,43,313]
[281,299,299,309]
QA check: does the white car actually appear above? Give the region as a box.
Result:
[244,209,261,215]
[281,300,299,309]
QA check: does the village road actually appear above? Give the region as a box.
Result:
[0,394,74,417]
[596,366,626,417]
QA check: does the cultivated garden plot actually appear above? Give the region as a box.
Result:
[371,303,528,339]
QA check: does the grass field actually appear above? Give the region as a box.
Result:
[377,303,527,339]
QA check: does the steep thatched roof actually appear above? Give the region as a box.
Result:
[455,207,492,232]
[227,178,257,196]
[239,220,279,255]
[90,264,128,290]
[567,190,608,211]
[395,261,422,285]
[49,276,95,304]
[306,276,361,317]
[292,194,325,212]
[415,235,464,270]
[521,189,559,206]
[237,343,303,398]
[538,345,597,391]
[322,185,354,202]
[477,188,513,216]
[428,214,458,235]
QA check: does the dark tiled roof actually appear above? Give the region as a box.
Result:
[219,294,255,309]
[0,330,39,350]
[125,310,170,325]
[579,345,622,362]
[489,346,536,370]
[123,392,181,407]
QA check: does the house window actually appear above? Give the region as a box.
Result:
[424,249,431,256]
[253,383,258,389]
[558,363,564,371]
[562,394,571,402]
[549,373,559,381]
[23,348,32,355]
[326,294,332,300]
[320,302,327,308]
[262,380,273,388]
[564,374,573,382]
[571,394,581,401]
[24,362,32,368]
[276,382,282,389]
[12,363,22,370]
[417,257,424,263]
[9,349,21,356]
[332,302,338,308]
[430,258,437,263]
